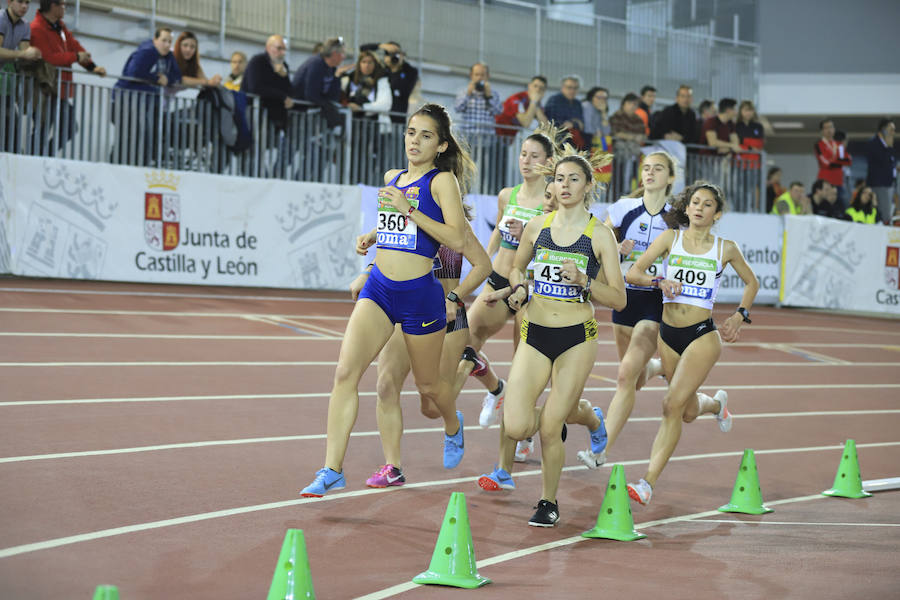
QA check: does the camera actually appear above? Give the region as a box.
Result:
[475,80,485,92]
[385,53,401,65]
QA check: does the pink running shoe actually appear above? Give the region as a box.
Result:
[365,464,406,488]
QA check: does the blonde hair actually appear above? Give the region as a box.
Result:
[538,144,613,208]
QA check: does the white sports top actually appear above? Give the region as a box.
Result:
[662,230,725,310]
[606,196,671,291]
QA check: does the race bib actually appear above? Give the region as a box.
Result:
[666,254,716,299]
[533,248,587,302]
[377,196,419,250]
[621,249,664,280]
[498,204,542,247]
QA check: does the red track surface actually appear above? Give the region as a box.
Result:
[1,279,899,599]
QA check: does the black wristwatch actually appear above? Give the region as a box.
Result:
[447,291,465,308]
[736,307,751,324]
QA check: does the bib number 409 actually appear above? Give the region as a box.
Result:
[671,268,707,286]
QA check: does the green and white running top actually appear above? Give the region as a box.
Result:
[662,229,724,310]
[498,184,543,250]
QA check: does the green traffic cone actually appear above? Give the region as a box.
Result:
[92,585,119,600]
[822,439,872,498]
[267,529,315,600]
[412,492,491,588]
[718,449,773,514]
[582,464,646,541]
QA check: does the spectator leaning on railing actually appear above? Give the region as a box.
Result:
[810,179,842,219]
[650,84,697,143]
[609,92,646,194]
[582,86,611,150]
[241,35,292,130]
[544,74,585,148]
[340,49,390,124]
[454,62,501,136]
[635,84,655,136]
[771,181,812,216]
[223,51,246,91]
[1,0,41,151]
[864,118,897,224]
[293,36,346,132]
[173,31,221,88]
[701,98,742,154]
[495,74,548,136]
[814,118,852,208]
[358,41,417,124]
[29,0,105,151]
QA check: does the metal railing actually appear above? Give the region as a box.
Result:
[1,68,765,209]
[76,0,759,104]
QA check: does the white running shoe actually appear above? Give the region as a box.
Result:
[646,357,664,381]
[627,478,653,506]
[714,390,732,433]
[514,437,534,462]
[576,449,607,469]
[479,379,505,428]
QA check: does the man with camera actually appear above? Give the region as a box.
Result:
[360,41,417,124]
[454,62,502,136]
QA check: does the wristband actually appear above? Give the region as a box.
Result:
[736,307,751,323]
[651,276,664,289]
[510,283,529,305]
[581,277,593,302]
[406,205,416,217]
[446,291,465,308]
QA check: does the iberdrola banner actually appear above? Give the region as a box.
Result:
[0,153,363,290]
[780,215,900,314]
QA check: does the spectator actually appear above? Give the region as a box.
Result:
[814,118,852,208]
[223,51,246,91]
[29,0,105,152]
[340,49,390,122]
[242,35,292,129]
[864,118,897,224]
[359,41,417,124]
[454,62,501,136]
[765,166,785,213]
[113,27,181,164]
[544,74,585,148]
[772,181,812,216]
[698,99,715,122]
[609,92,646,196]
[582,86,611,149]
[495,75,548,135]
[293,36,346,131]
[635,84,656,136]
[701,97,742,154]
[736,100,764,165]
[650,84,697,143]
[173,31,221,88]
[1,0,42,152]
[810,179,842,219]
[845,186,880,224]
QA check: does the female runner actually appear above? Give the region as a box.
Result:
[575,151,676,469]
[301,104,476,497]
[455,124,566,432]
[624,181,758,505]
[350,220,491,487]
[487,146,625,526]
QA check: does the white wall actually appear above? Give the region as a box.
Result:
[760,73,900,116]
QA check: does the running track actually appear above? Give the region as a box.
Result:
[1,279,898,599]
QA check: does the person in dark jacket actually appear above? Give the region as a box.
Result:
[650,84,697,143]
[865,119,897,224]
[292,36,345,130]
[241,35,293,130]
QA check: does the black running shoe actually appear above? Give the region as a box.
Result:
[528,499,560,527]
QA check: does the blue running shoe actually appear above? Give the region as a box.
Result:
[443,410,465,469]
[478,465,515,491]
[589,406,608,454]
[300,467,346,498]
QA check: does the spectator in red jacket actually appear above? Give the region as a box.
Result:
[815,118,852,208]
[495,75,548,136]
[29,0,105,152]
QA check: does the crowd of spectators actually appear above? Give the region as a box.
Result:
[0,0,896,218]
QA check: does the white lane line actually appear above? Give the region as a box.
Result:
[0,286,354,303]
[3,384,900,407]
[7,436,892,560]
[3,360,899,368]
[685,519,900,528]
[357,494,830,600]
